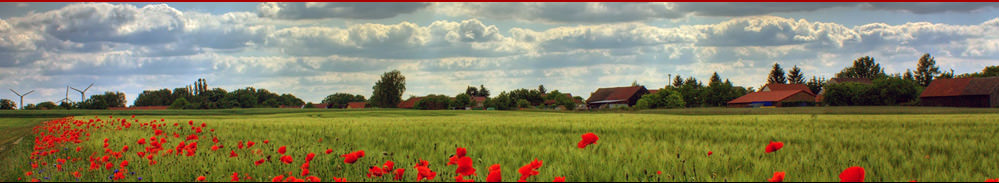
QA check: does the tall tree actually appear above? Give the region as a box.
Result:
[903,69,914,81]
[322,93,366,108]
[767,63,787,84]
[709,72,722,85]
[0,99,14,110]
[938,69,955,79]
[914,53,940,87]
[787,65,805,84]
[805,76,826,94]
[465,86,479,96]
[370,70,406,108]
[538,85,546,94]
[478,84,490,97]
[836,56,885,79]
[672,75,684,88]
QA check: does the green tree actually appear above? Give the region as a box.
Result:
[322,93,366,108]
[170,98,190,109]
[478,85,490,97]
[80,91,126,109]
[635,88,685,109]
[36,101,58,110]
[768,63,787,84]
[788,65,804,84]
[836,56,885,79]
[537,85,546,94]
[671,75,684,88]
[489,91,514,110]
[875,77,920,105]
[370,70,406,108]
[546,90,577,110]
[903,69,915,81]
[915,53,940,86]
[414,94,451,110]
[452,93,473,108]
[516,99,531,108]
[465,86,479,97]
[1,99,17,110]
[938,69,955,79]
[805,76,826,94]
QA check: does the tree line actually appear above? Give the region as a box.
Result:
[134,78,304,109]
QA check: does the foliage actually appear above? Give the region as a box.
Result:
[451,93,473,108]
[956,65,999,78]
[36,101,59,110]
[546,90,577,110]
[516,99,531,108]
[79,91,126,109]
[806,76,826,94]
[323,93,366,108]
[836,56,886,79]
[170,97,191,109]
[134,79,301,109]
[413,94,451,110]
[768,63,787,84]
[823,77,919,106]
[370,70,406,108]
[0,99,16,110]
[508,89,544,106]
[787,65,804,84]
[915,53,940,87]
[635,88,685,109]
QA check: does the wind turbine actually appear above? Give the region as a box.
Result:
[9,89,34,110]
[59,86,72,104]
[71,83,94,102]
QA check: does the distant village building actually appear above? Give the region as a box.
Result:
[311,103,330,109]
[472,96,487,108]
[346,102,367,109]
[542,93,585,109]
[585,86,649,109]
[919,77,999,108]
[397,97,423,109]
[728,84,816,108]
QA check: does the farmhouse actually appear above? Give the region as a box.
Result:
[585,86,649,109]
[919,77,999,108]
[728,83,816,108]
[397,97,423,109]
[472,96,487,108]
[346,102,366,109]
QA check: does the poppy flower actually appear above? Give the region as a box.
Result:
[577,133,599,149]
[137,138,146,145]
[394,168,405,180]
[839,166,865,182]
[238,141,244,149]
[306,153,315,162]
[272,175,285,182]
[765,141,784,153]
[196,176,206,181]
[301,168,310,176]
[278,146,286,155]
[301,162,310,169]
[518,158,543,182]
[325,149,333,154]
[367,166,385,178]
[72,171,81,178]
[280,155,293,164]
[230,150,238,158]
[231,172,239,182]
[456,156,477,176]
[263,140,269,144]
[455,175,475,182]
[120,160,129,168]
[415,160,437,181]
[306,176,320,182]
[211,145,219,151]
[332,177,347,182]
[769,172,785,182]
[341,150,365,164]
[246,141,255,148]
[708,151,713,156]
[554,177,566,182]
[987,179,999,182]
[487,164,502,182]
[255,159,266,166]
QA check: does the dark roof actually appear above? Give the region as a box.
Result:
[347,102,366,109]
[397,97,423,108]
[764,83,814,95]
[586,86,646,104]
[728,90,813,104]
[920,77,999,97]
[828,78,873,85]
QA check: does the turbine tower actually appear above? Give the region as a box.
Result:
[9,89,34,110]
[59,86,72,104]
[71,83,94,102]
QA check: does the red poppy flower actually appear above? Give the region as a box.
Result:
[301,168,310,176]
[368,166,385,178]
[137,138,146,145]
[332,177,347,182]
[211,145,219,151]
[987,179,999,182]
[341,150,365,164]
[263,140,269,144]
[196,176,206,181]
[230,150,238,158]
[278,146,287,155]
[306,176,320,182]
[255,159,266,166]
[769,172,785,182]
[765,141,784,153]
[306,153,316,162]
[554,177,566,182]
[120,160,129,168]
[839,166,865,182]
[272,175,285,182]
[415,159,437,181]
[247,141,255,148]
[72,171,81,178]
[518,158,543,182]
[325,149,333,154]
[238,141,245,149]
[455,175,474,182]
[394,168,405,180]
[577,133,599,149]
[487,164,502,182]
[231,172,239,182]
[456,156,477,176]
[708,151,713,156]
[280,155,293,164]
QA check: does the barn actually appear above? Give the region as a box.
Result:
[397,97,423,109]
[346,102,367,109]
[727,89,816,108]
[919,77,999,108]
[585,86,649,109]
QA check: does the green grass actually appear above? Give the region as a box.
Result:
[2,107,998,182]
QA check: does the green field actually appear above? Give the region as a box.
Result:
[2,107,998,182]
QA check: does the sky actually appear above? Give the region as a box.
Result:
[1,2,998,105]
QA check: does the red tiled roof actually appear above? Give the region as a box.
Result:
[347,102,366,109]
[397,97,423,108]
[587,86,645,103]
[764,83,814,95]
[728,90,813,104]
[472,96,487,103]
[920,77,999,97]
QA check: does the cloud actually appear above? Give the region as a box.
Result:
[862,2,999,14]
[257,2,430,20]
